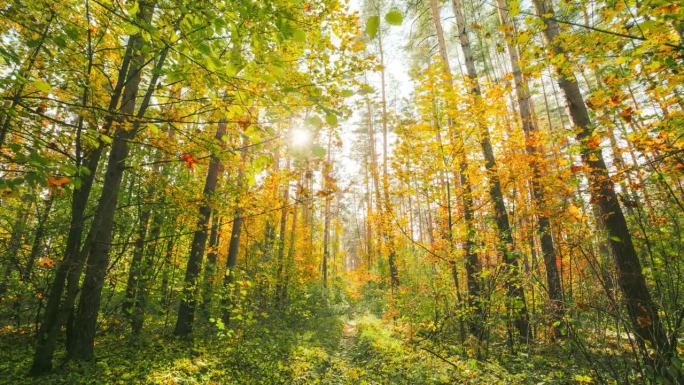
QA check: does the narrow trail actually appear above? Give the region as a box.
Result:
[306,313,365,385]
[341,320,357,339]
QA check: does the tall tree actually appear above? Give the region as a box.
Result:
[451,0,530,341]
[428,0,484,338]
[174,120,227,336]
[221,145,248,326]
[532,0,675,374]
[494,0,564,336]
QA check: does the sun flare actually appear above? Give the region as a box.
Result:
[291,128,310,147]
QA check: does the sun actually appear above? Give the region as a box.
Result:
[291,128,311,147]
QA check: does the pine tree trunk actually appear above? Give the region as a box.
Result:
[451,0,530,342]
[428,0,484,339]
[495,0,564,337]
[532,0,675,375]
[376,33,399,289]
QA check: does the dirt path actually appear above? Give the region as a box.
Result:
[341,320,357,338]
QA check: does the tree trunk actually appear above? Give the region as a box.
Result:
[451,0,530,341]
[30,34,135,366]
[24,194,54,282]
[376,32,399,289]
[69,2,161,358]
[279,174,301,304]
[160,236,176,309]
[122,198,152,326]
[132,205,164,333]
[0,206,29,295]
[174,120,226,337]
[494,0,564,337]
[532,0,675,375]
[428,0,484,339]
[275,158,290,298]
[51,34,139,367]
[322,137,332,288]
[200,212,221,321]
[221,147,247,326]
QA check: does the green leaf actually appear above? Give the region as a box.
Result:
[147,123,159,135]
[126,1,139,17]
[292,30,306,43]
[253,154,271,172]
[306,115,323,128]
[509,0,520,17]
[312,144,326,158]
[122,23,140,36]
[385,10,403,26]
[359,84,375,95]
[325,113,338,126]
[365,16,380,39]
[64,25,80,40]
[33,80,51,93]
[71,177,82,189]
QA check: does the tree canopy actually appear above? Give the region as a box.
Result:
[0,0,682,383]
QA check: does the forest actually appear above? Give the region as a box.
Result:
[0,0,682,383]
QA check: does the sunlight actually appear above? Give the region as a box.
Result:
[290,128,310,147]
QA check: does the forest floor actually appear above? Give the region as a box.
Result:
[0,306,447,385]
[0,292,594,385]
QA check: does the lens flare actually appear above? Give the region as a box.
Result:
[291,128,310,146]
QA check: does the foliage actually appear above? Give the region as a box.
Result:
[0,0,682,383]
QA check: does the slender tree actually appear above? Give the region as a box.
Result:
[451,0,531,341]
[532,0,675,374]
[175,120,227,336]
[494,0,564,336]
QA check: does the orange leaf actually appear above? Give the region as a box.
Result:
[38,257,55,268]
[48,175,71,187]
[618,107,633,123]
[637,315,652,328]
[238,116,251,129]
[180,153,197,168]
[587,136,601,149]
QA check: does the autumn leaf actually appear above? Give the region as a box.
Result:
[38,257,55,268]
[586,136,601,149]
[238,116,251,129]
[48,175,71,187]
[637,316,652,328]
[180,153,198,168]
[568,204,583,221]
[618,107,633,122]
